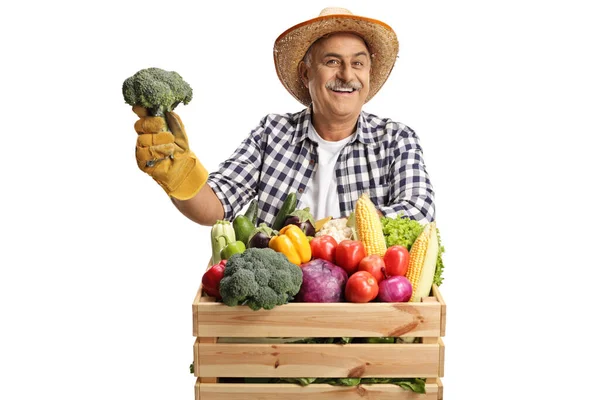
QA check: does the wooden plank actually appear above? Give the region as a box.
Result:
[425,378,443,400]
[196,338,217,383]
[416,337,444,379]
[193,301,441,338]
[194,341,441,378]
[195,382,440,400]
[193,287,202,337]
[438,338,445,378]
[193,284,218,336]
[431,285,446,337]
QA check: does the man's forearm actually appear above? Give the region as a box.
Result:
[170,184,225,226]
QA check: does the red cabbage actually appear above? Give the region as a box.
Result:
[297,259,348,302]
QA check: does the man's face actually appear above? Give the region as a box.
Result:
[299,33,371,120]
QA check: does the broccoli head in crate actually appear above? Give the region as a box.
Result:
[219,248,303,311]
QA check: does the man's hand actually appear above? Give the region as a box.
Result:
[133,105,208,200]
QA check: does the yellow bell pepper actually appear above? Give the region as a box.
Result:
[269,224,312,265]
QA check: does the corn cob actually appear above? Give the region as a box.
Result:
[355,193,387,256]
[406,221,439,302]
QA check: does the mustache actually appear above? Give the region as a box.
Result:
[325,79,363,91]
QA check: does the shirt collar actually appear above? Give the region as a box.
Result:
[291,107,377,147]
[291,107,313,146]
[354,112,377,147]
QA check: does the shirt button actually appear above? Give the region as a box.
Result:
[298,188,304,193]
[309,159,315,165]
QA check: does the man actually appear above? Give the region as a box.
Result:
[132,7,436,226]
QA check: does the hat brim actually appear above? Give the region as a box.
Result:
[273,14,399,107]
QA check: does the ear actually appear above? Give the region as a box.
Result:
[298,61,309,88]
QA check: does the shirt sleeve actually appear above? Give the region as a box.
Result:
[205,118,266,221]
[379,125,436,224]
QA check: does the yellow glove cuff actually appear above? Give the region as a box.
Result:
[166,155,209,200]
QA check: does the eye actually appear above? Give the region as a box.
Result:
[325,59,340,66]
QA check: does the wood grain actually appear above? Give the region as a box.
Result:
[194,341,442,378]
[193,293,442,338]
[192,283,447,399]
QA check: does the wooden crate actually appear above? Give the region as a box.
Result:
[192,284,446,400]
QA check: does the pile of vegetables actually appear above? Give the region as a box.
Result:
[202,192,446,306]
[199,192,446,393]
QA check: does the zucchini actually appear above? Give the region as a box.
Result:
[272,192,297,230]
[244,199,259,225]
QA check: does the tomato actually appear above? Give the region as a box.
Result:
[335,240,366,275]
[383,245,410,277]
[345,271,379,303]
[310,235,338,263]
[358,254,386,282]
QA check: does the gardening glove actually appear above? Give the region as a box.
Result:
[133,105,208,200]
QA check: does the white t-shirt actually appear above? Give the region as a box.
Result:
[302,124,354,220]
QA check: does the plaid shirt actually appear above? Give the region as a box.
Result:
[206,107,435,225]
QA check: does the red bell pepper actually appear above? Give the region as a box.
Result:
[202,260,226,299]
[335,240,366,275]
[383,245,410,277]
[310,235,338,264]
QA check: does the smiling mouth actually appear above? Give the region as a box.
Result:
[326,78,362,94]
[330,87,358,93]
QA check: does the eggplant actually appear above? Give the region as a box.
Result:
[247,223,278,248]
[282,207,316,237]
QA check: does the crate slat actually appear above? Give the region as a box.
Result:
[431,285,446,336]
[193,291,443,338]
[195,382,441,400]
[438,339,445,378]
[196,338,217,383]
[194,341,442,378]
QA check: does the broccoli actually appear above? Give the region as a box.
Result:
[122,67,193,116]
[219,248,303,311]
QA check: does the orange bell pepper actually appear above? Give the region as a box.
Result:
[269,224,312,265]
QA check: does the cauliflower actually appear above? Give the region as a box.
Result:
[315,217,356,243]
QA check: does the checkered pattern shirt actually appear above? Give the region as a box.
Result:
[206,107,435,225]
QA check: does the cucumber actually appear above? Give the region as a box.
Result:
[272,192,297,230]
[244,199,259,225]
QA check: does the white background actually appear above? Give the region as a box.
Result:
[2,1,599,399]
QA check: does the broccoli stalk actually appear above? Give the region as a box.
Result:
[122,67,193,116]
[219,248,303,311]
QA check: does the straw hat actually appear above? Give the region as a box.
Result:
[273,7,399,107]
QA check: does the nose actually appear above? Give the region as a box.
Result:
[337,63,353,82]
